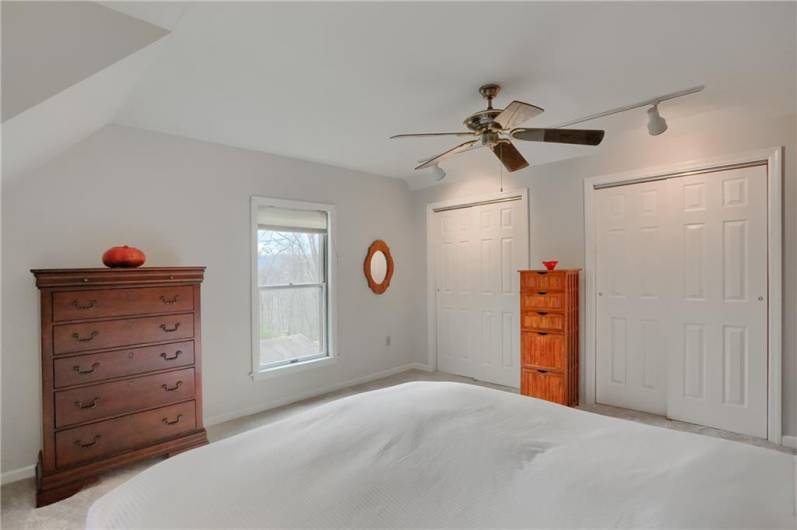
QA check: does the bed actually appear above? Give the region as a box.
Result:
[87,382,796,529]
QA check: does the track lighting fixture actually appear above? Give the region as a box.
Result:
[418,158,446,181]
[552,85,703,137]
[646,104,668,136]
[430,163,446,181]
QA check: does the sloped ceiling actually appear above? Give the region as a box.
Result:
[114,2,796,188]
[2,1,168,121]
[1,1,172,180]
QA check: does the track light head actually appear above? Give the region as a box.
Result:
[647,104,668,136]
[430,164,446,181]
[418,158,447,181]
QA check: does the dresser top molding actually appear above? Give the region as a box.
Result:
[31,267,206,288]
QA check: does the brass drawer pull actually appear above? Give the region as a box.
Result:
[71,299,97,310]
[160,295,179,305]
[74,434,101,448]
[162,414,183,425]
[73,362,100,375]
[161,350,182,361]
[162,381,183,392]
[73,397,100,409]
[160,323,180,333]
[71,331,99,342]
[537,311,548,316]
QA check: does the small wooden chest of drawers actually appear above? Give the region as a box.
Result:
[31,267,208,507]
[519,269,579,406]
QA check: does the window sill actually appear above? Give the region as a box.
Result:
[250,355,336,381]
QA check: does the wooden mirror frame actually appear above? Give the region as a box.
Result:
[364,240,394,294]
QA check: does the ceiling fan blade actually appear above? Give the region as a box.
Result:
[491,141,529,172]
[390,132,475,139]
[510,128,605,146]
[415,140,482,170]
[495,101,544,130]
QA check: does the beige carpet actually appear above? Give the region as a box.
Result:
[2,369,791,529]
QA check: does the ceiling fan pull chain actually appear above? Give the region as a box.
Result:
[499,143,504,192]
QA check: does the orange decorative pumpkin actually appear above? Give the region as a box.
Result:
[102,246,146,268]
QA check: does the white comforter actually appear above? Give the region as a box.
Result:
[87,382,796,529]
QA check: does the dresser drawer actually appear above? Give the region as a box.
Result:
[55,368,195,428]
[522,271,565,291]
[53,313,194,355]
[521,368,565,405]
[53,286,194,322]
[54,341,195,388]
[521,311,564,332]
[522,332,565,370]
[55,401,196,469]
[521,291,565,311]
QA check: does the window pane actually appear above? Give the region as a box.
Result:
[258,286,323,366]
[257,229,324,285]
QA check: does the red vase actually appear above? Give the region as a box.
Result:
[542,260,559,271]
[102,246,146,268]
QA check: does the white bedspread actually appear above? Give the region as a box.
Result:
[87,382,796,529]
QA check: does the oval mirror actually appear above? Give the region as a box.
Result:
[370,250,388,284]
[364,240,394,294]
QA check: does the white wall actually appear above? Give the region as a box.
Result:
[1,124,417,475]
[411,109,797,438]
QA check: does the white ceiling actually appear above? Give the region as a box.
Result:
[114,2,795,187]
[3,2,794,187]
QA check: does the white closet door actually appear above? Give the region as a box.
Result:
[595,165,768,437]
[595,180,669,414]
[435,199,528,387]
[667,166,768,437]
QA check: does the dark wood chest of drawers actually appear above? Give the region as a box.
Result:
[31,267,208,506]
[519,269,579,406]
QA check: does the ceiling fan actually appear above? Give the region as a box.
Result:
[390,83,605,172]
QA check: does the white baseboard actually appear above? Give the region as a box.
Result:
[782,435,797,449]
[205,362,425,427]
[1,464,35,485]
[407,362,433,372]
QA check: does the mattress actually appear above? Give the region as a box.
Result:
[87,381,796,529]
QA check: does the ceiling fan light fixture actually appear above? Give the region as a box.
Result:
[647,104,668,136]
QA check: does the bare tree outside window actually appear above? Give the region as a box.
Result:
[257,226,327,367]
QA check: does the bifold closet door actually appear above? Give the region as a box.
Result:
[434,199,528,387]
[595,180,669,415]
[596,165,768,437]
[666,166,768,437]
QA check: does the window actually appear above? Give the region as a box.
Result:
[251,197,335,376]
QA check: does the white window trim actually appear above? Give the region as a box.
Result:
[250,196,337,380]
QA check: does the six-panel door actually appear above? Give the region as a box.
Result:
[595,165,768,437]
